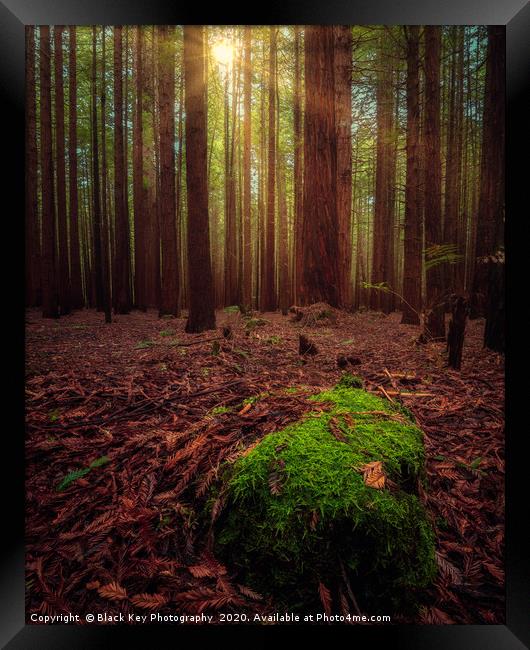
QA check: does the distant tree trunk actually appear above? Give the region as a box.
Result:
[224,49,238,307]
[157,25,179,316]
[183,26,216,333]
[423,26,445,339]
[371,31,395,313]
[334,25,353,309]
[293,26,303,304]
[401,26,422,325]
[278,155,290,315]
[133,26,146,311]
[54,26,70,315]
[91,27,104,313]
[25,26,40,307]
[261,27,277,311]
[470,26,505,325]
[443,26,463,297]
[242,27,252,309]
[100,28,112,323]
[300,26,340,307]
[113,26,132,314]
[40,26,59,318]
[68,26,83,309]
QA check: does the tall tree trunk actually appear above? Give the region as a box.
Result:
[300,26,340,306]
[334,25,353,309]
[91,26,104,313]
[261,27,277,311]
[183,26,216,332]
[68,26,83,309]
[100,28,112,323]
[40,26,59,318]
[278,155,290,314]
[293,26,304,305]
[423,26,445,339]
[133,26,146,311]
[157,25,179,316]
[371,31,395,313]
[241,26,252,309]
[113,26,132,314]
[54,26,70,315]
[25,26,40,307]
[224,48,238,306]
[401,26,422,325]
[443,27,462,296]
[473,27,505,353]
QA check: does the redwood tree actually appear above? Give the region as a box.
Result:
[261,27,277,311]
[300,26,340,307]
[401,26,422,325]
[157,25,179,316]
[113,26,132,314]
[334,25,353,309]
[183,26,216,332]
[423,26,445,339]
[68,26,84,309]
[54,26,71,315]
[25,26,40,307]
[40,26,59,318]
[241,27,252,309]
[132,26,146,311]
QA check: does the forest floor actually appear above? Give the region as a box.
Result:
[25,307,504,625]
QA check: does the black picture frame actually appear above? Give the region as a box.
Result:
[2,0,526,647]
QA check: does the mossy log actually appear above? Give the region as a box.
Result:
[214,382,436,612]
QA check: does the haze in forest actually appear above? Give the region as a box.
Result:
[25,25,504,351]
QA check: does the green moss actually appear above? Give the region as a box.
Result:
[214,385,436,612]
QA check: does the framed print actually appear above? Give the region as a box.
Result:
[1,0,526,647]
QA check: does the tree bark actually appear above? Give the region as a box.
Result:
[100,27,112,323]
[293,26,304,305]
[423,26,445,339]
[470,26,505,321]
[157,25,179,316]
[25,26,40,307]
[132,26,147,311]
[261,27,277,311]
[68,26,84,309]
[242,27,252,309]
[40,26,59,318]
[54,26,71,315]
[334,25,353,309]
[401,26,422,325]
[300,26,340,307]
[113,26,132,314]
[183,26,216,332]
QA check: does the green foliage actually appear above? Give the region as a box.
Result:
[211,340,221,356]
[223,305,240,314]
[424,244,464,271]
[245,318,269,331]
[214,384,436,611]
[265,335,282,345]
[56,456,110,491]
[48,408,61,423]
[159,328,176,337]
[135,339,154,349]
[336,372,364,389]
[209,405,232,416]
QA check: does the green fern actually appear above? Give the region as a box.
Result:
[424,243,463,271]
[56,456,110,491]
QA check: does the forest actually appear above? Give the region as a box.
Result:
[26,25,504,625]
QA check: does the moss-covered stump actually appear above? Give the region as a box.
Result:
[214,381,436,613]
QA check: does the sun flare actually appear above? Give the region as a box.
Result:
[211,40,234,67]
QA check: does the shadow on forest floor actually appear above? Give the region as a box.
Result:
[25,308,504,624]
